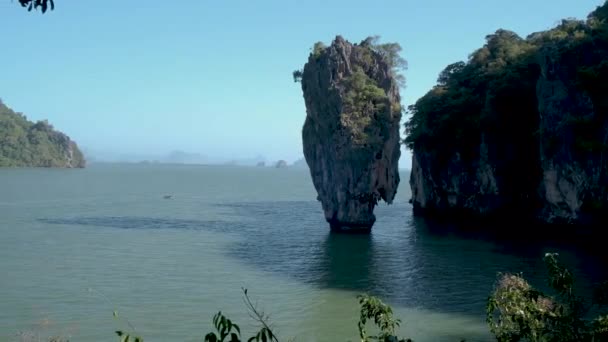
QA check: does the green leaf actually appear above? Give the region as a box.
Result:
[213,312,220,329]
[205,333,218,342]
[221,315,227,331]
[227,318,232,333]
[220,319,228,339]
[593,281,608,306]
[230,333,240,342]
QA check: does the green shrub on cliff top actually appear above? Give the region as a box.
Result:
[361,36,407,88]
[404,28,536,152]
[342,67,389,144]
[404,2,608,157]
[294,37,404,147]
[292,36,406,89]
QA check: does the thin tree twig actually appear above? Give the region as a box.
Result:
[241,288,279,342]
[87,287,136,332]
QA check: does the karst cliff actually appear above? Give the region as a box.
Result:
[296,36,404,231]
[406,2,608,226]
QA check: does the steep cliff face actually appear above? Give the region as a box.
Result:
[0,100,86,168]
[407,4,608,226]
[298,36,403,231]
[63,139,86,168]
[410,137,503,219]
[535,37,608,224]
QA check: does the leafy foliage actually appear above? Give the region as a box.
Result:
[115,330,143,342]
[113,308,143,342]
[487,253,608,342]
[292,70,303,83]
[361,35,407,88]
[203,289,280,342]
[202,290,414,342]
[294,36,404,149]
[404,28,538,151]
[292,36,406,89]
[357,294,411,342]
[589,1,608,23]
[0,100,85,168]
[17,0,55,13]
[342,67,390,144]
[404,3,608,160]
[404,4,608,214]
[23,254,608,342]
[311,41,326,59]
[204,312,242,342]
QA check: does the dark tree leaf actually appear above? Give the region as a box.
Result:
[204,333,218,342]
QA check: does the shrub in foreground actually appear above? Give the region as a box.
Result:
[17,253,608,342]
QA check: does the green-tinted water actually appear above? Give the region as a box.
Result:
[0,164,603,341]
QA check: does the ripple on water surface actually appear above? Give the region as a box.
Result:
[1,166,606,341]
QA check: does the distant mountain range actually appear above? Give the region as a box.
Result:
[85,151,403,171]
[85,147,318,168]
[291,158,308,168]
[86,150,271,166]
[164,150,208,164]
[222,155,266,166]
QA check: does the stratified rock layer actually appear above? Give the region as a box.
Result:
[299,36,402,231]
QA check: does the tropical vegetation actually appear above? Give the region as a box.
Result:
[404,2,608,158]
[0,100,85,167]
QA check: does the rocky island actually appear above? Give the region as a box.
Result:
[405,3,608,227]
[295,36,405,232]
[0,99,85,168]
[275,160,288,168]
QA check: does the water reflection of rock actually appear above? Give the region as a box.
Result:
[315,233,376,291]
[406,216,608,313]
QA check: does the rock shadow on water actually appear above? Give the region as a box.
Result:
[213,201,500,316]
[412,215,608,273]
[37,216,241,234]
[409,216,608,307]
[37,201,607,319]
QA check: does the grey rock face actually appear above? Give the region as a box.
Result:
[535,46,607,224]
[298,36,402,231]
[409,35,608,226]
[409,138,501,219]
[64,140,86,168]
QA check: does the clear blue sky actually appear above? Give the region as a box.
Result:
[0,0,604,166]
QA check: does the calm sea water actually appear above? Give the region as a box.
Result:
[0,164,605,342]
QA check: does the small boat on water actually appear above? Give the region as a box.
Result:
[163,195,172,199]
